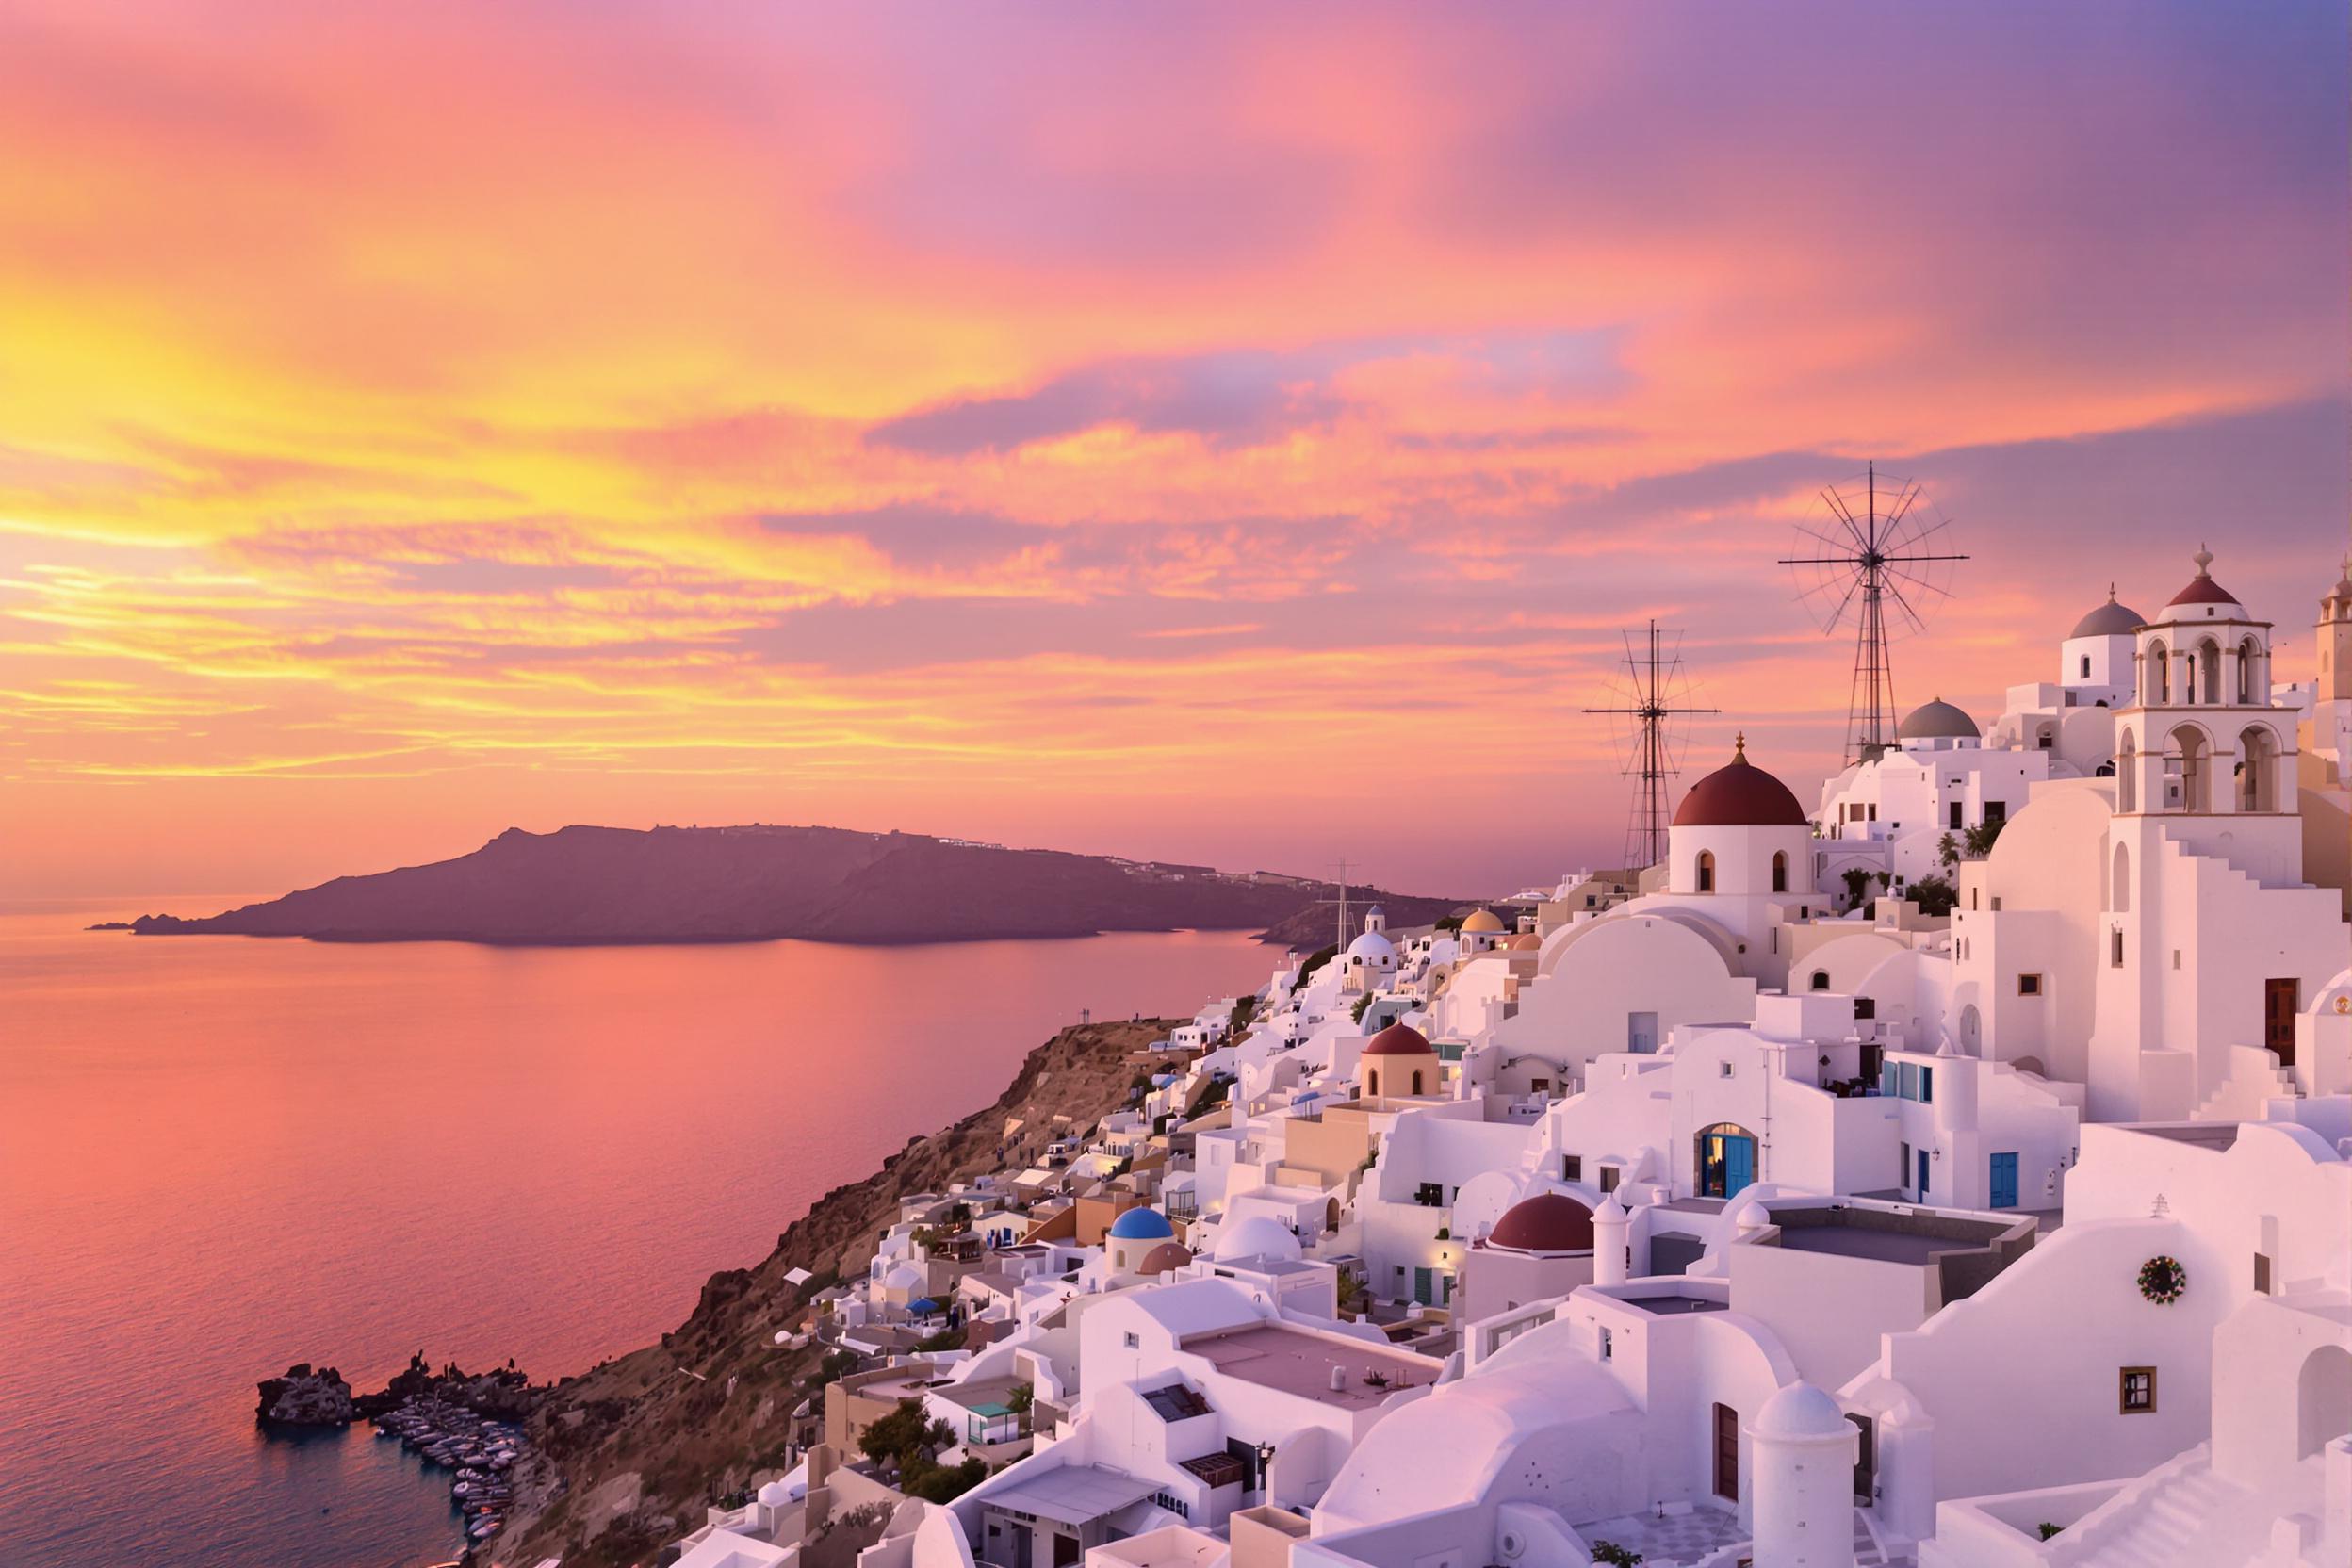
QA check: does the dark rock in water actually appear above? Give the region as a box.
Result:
[354,1352,537,1420]
[257,1364,355,1426]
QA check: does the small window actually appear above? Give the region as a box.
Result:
[1598,1167,1620,1194]
[1719,1060,1735,1078]
[1868,805,1878,822]
[2254,1254,2273,1295]
[1564,1155,1582,1182]
[2113,928,2125,968]
[2081,655,2091,678]
[1599,1327,1614,1361]
[1124,1331,1140,1349]
[2018,973,2044,997]
[1854,997,1876,1021]
[2119,1367,2156,1413]
[1810,971,1831,991]
[1950,802,1963,830]
[1919,1066,1934,1103]
[1899,1140,1911,1186]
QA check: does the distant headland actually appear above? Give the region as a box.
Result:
[114,824,1467,947]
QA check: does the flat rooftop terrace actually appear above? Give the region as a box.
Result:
[1620,1292,1729,1316]
[1181,1323,1438,1409]
[2122,1122,2243,1151]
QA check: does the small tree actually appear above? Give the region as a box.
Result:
[1907,874,1958,917]
[857,1400,934,1472]
[1936,831,1960,870]
[1963,817,2008,859]
[1840,865,1875,910]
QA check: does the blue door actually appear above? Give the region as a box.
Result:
[1990,1152,2018,1210]
[1917,1148,1931,1200]
[1413,1266,1434,1305]
[1723,1135,1756,1199]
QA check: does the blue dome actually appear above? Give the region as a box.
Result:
[1108,1207,1174,1241]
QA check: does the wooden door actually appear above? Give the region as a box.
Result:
[2266,978,2298,1068]
[1713,1402,1740,1499]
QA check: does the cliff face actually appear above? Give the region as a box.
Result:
[123,824,1459,946]
[495,1018,1187,1568]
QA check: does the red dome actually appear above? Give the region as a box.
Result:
[2166,574,2239,608]
[2165,547,2242,611]
[1672,741,1807,828]
[1489,1192,1595,1253]
[1363,1022,1432,1056]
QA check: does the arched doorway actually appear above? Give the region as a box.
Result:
[2171,726,2208,812]
[1697,1123,1757,1199]
[1959,1004,1982,1054]
[2147,640,2169,703]
[2195,638,2222,704]
[1772,851,1788,893]
[2238,726,2274,812]
[2299,1345,2352,1458]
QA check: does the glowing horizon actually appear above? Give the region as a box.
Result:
[3,2,2346,905]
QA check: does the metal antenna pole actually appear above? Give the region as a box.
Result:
[1587,619,1719,870]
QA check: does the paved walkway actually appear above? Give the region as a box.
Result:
[1574,1507,1914,1568]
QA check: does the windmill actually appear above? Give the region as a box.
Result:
[1781,463,1967,765]
[1585,620,1718,872]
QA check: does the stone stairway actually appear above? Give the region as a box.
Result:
[2054,1450,2276,1568]
[2191,1044,2298,1122]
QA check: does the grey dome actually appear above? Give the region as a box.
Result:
[1898,698,1979,741]
[2070,592,2145,639]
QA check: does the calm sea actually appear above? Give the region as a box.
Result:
[0,904,1274,1568]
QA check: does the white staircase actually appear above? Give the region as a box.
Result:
[2192,1043,2298,1122]
[2051,1447,2279,1568]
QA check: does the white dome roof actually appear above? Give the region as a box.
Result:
[1213,1215,1303,1263]
[1346,930,1396,961]
[757,1479,795,1507]
[1755,1380,1849,1439]
[884,1264,925,1291]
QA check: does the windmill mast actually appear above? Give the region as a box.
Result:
[1781,462,1968,766]
[1585,620,1719,871]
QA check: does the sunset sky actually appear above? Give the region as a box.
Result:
[3,1,2346,906]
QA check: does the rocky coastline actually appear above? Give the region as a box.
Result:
[257,1354,545,1557]
[254,1364,355,1427]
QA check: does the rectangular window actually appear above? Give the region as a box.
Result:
[2119,1367,2156,1413]
[1898,1062,1919,1100]
[1881,1061,1899,1097]
[1720,1060,1735,1078]
[1854,997,1876,1021]
[2018,973,2044,997]
[1123,1331,1140,1349]
[1599,1327,1613,1361]
[1599,1167,1620,1194]
[1950,802,1963,830]
[2113,928,2125,968]
[1899,1140,1911,1186]
[1868,805,1878,822]
[2254,1254,2273,1295]
[1919,1066,1934,1103]
[1564,1155,1582,1182]
[1985,800,2006,825]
